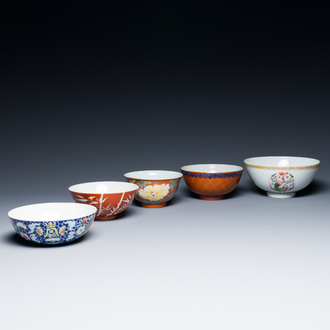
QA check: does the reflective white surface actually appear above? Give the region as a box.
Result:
[69,181,139,194]
[244,156,320,167]
[124,170,183,180]
[1,179,329,330]
[8,202,97,221]
[181,164,243,173]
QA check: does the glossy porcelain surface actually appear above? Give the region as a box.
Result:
[181,164,243,200]
[124,170,183,208]
[8,203,97,244]
[69,181,139,220]
[244,156,320,198]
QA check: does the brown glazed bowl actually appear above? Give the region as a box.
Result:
[181,164,243,200]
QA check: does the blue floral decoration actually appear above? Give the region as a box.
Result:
[181,170,242,179]
[9,212,96,245]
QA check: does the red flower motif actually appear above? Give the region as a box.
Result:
[21,233,30,240]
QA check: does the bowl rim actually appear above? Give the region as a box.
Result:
[181,164,243,173]
[8,202,97,222]
[124,170,183,180]
[244,156,320,170]
[68,181,140,194]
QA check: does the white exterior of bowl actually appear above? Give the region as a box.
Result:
[244,156,320,198]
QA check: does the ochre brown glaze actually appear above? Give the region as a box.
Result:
[199,195,224,200]
[182,171,242,200]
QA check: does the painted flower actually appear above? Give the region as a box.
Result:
[138,184,170,201]
[36,227,43,236]
[82,217,88,223]
[89,215,94,221]
[17,222,27,229]
[59,226,66,236]
[21,233,30,240]
[269,172,295,192]
[76,226,85,236]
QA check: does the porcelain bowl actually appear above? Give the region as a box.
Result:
[69,181,139,220]
[244,156,320,198]
[8,202,97,244]
[124,170,183,208]
[181,164,243,200]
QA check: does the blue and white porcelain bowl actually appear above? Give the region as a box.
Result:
[8,202,97,244]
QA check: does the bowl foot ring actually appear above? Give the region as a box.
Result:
[199,195,224,200]
[141,202,166,208]
[267,192,296,198]
[95,215,117,220]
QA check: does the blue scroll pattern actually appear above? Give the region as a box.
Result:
[181,170,242,179]
[9,212,96,245]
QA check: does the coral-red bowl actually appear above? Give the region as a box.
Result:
[69,181,139,220]
[181,164,243,200]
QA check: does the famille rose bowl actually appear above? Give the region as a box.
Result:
[69,181,139,220]
[181,164,243,200]
[244,156,320,198]
[8,203,97,244]
[124,170,183,208]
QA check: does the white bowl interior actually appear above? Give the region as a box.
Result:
[124,170,183,180]
[8,203,96,222]
[244,156,320,167]
[181,164,243,173]
[69,181,139,194]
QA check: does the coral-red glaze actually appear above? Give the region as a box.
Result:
[69,182,139,220]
